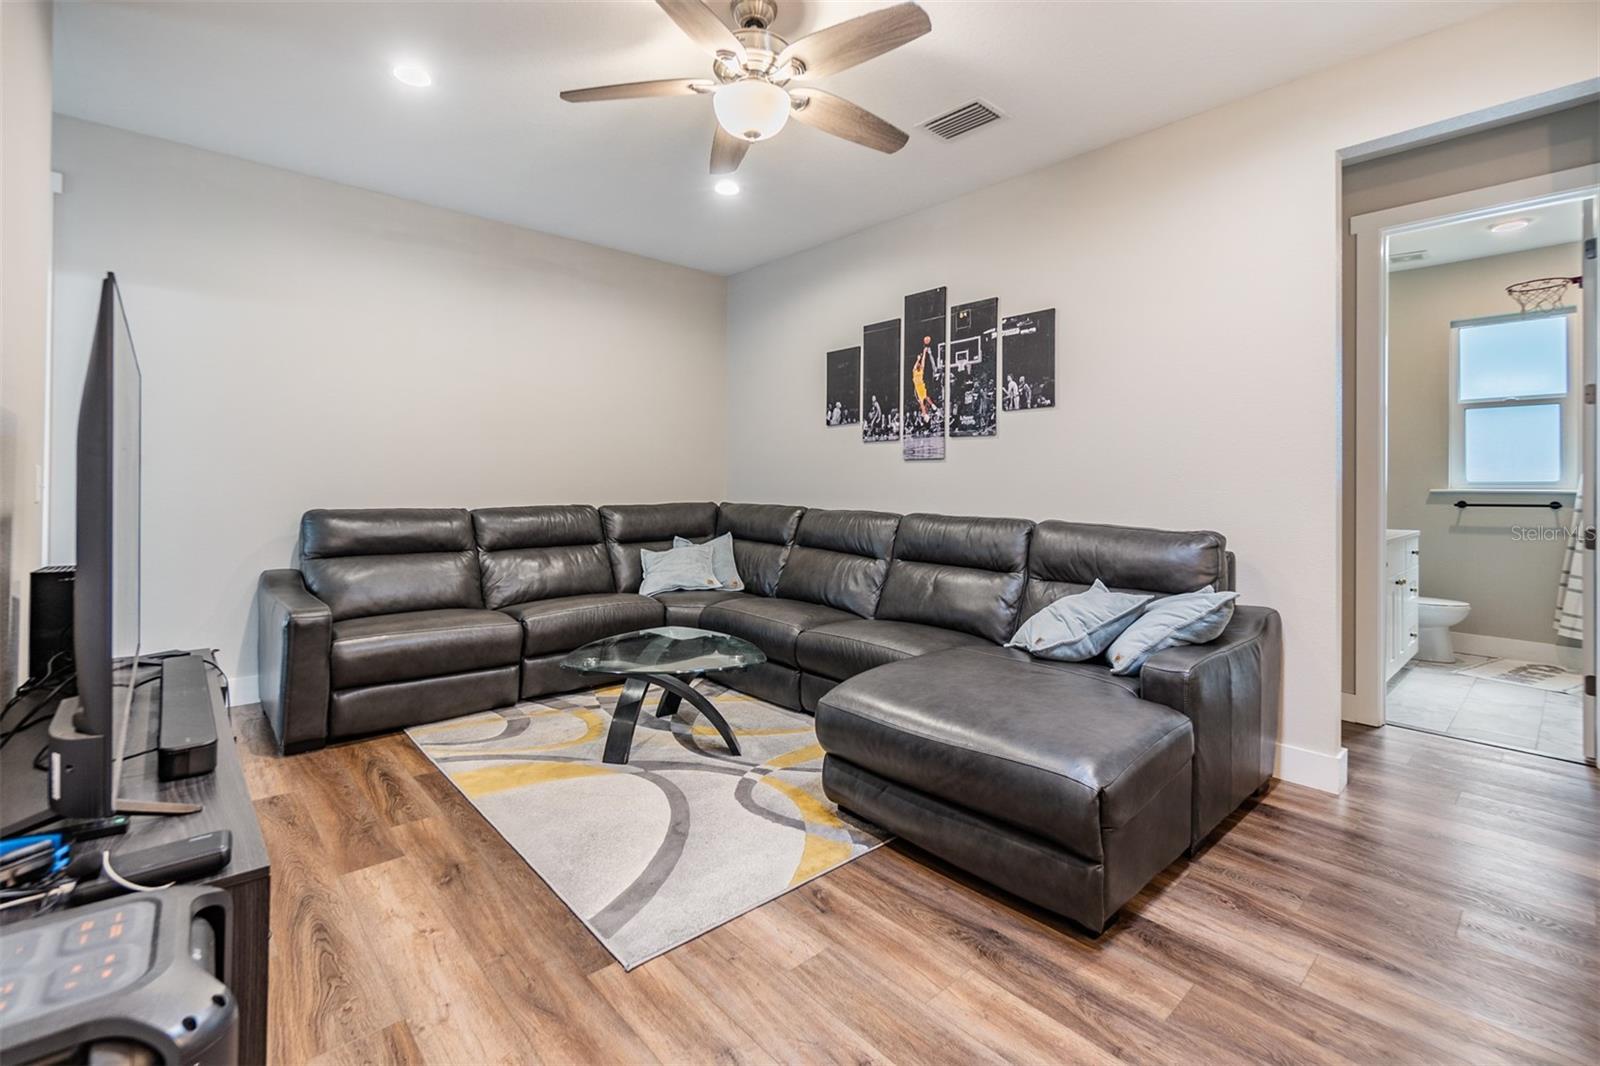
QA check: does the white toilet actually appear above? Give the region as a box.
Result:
[1417,596,1471,663]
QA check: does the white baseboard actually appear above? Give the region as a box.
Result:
[1275,742,1348,794]
[1451,632,1582,672]
[229,672,259,708]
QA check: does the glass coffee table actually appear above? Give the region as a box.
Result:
[562,626,766,765]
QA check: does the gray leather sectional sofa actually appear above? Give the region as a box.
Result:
[258,501,1281,932]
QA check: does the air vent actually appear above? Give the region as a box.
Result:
[922,100,1003,141]
[1389,250,1429,264]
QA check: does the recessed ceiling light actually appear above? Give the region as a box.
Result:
[1488,217,1532,234]
[392,63,433,88]
[713,179,740,197]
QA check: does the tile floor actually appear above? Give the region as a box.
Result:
[1386,653,1587,762]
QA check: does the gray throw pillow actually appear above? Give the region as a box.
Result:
[1107,586,1239,676]
[673,533,744,591]
[639,542,721,596]
[1005,579,1153,661]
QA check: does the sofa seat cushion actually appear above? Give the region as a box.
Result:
[502,593,665,657]
[331,608,522,689]
[796,619,992,682]
[654,589,749,628]
[815,647,1192,862]
[699,597,855,667]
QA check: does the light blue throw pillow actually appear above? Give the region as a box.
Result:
[639,542,721,596]
[673,533,744,591]
[1107,586,1239,676]
[1005,580,1153,661]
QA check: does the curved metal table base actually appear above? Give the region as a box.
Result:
[601,673,741,765]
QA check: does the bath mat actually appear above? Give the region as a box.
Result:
[406,682,889,970]
[1454,658,1584,694]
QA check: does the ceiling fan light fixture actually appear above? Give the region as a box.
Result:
[558,0,931,176]
[713,79,790,141]
[391,62,433,88]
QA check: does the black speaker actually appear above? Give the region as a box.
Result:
[28,565,75,681]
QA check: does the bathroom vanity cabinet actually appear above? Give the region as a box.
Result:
[1385,530,1420,681]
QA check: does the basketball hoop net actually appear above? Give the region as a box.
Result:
[1506,275,1582,313]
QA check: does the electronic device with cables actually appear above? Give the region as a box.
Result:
[27,567,75,684]
[0,831,231,914]
[77,832,232,905]
[45,273,147,825]
[0,884,238,1065]
[1,649,230,840]
[3,281,231,838]
[0,836,69,890]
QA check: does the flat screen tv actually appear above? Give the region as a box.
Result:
[46,272,142,820]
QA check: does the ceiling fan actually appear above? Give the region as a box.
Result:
[560,0,931,175]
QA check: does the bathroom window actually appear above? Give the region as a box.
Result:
[1448,308,1578,490]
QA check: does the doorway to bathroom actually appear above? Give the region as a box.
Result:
[1350,170,1599,766]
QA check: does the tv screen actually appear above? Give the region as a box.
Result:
[50,272,141,818]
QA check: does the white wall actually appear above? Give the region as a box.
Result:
[50,118,728,698]
[1388,244,1584,652]
[724,3,1600,793]
[0,0,53,697]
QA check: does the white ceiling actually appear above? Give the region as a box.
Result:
[53,0,1505,275]
[1388,200,1587,271]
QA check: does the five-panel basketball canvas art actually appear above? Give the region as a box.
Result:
[824,286,1056,461]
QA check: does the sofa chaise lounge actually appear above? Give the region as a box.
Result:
[258,501,1281,931]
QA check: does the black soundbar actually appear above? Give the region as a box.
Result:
[157,653,217,780]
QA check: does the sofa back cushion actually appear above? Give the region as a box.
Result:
[715,503,805,597]
[299,508,482,621]
[776,509,899,617]
[1021,520,1230,621]
[599,502,718,593]
[472,505,614,609]
[876,513,1033,643]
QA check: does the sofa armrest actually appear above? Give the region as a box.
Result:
[1140,605,1282,847]
[257,569,333,753]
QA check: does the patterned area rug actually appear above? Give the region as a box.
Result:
[406,682,889,969]
[1454,657,1585,694]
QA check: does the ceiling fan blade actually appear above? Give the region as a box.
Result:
[789,89,909,154]
[775,2,930,80]
[711,123,751,174]
[560,78,714,102]
[656,0,746,61]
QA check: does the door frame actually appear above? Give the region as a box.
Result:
[1581,195,1597,763]
[1347,164,1600,734]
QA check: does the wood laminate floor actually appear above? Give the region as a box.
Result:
[233,705,1598,1065]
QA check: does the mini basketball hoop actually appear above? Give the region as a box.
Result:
[1506,275,1582,312]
